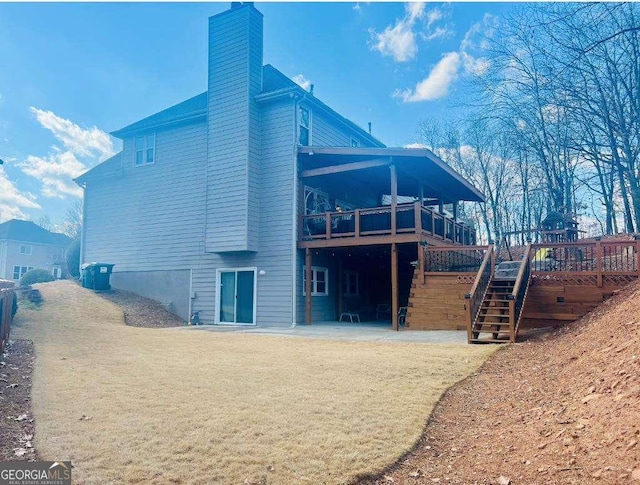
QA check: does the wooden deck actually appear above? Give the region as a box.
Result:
[406,239,640,343]
[298,202,476,249]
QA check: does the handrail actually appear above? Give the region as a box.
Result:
[464,244,494,342]
[508,244,532,342]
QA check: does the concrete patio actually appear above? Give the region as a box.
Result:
[176,321,468,344]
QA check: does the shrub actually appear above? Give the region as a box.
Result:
[19,269,55,286]
[66,239,81,278]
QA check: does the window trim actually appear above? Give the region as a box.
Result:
[343,270,359,297]
[303,266,329,296]
[298,107,312,146]
[135,133,156,166]
[19,244,32,255]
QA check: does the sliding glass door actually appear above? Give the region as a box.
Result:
[217,268,256,325]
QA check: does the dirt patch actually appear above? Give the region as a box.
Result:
[362,281,640,484]
[97,289,184,328]
[0,339,37,462]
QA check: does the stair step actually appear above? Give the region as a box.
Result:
[474,324,511,329]
[470,339,510,344]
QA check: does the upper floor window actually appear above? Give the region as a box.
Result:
[19,245,32,255]
[299,107,311,146]
[351,138,359,148]
[135,133,156,165]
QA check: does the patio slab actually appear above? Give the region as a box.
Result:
[176,321,467,344]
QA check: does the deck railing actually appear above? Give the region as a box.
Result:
[0,288,15,355]
[301,202,476,245]
[530,239,640,285]
[424,245,488,273]
[464,245,494,341]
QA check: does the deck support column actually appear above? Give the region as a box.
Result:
[391,243,399,331]
[418,242,425,285]
[305,248,313,324]
[338,258,344,318]
[390,163,397,235]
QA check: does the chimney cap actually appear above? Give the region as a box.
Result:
[231,2,242,9]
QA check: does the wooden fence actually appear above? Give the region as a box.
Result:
[0,288,15,355]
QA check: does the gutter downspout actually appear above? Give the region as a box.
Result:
[79,183,87,278]
[291,91,304,327]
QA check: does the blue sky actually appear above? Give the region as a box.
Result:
[0,2,512,227]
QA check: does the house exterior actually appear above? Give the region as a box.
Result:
[0,219,71,281]
[75,3,484,328]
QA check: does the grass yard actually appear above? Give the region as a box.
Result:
[13,281,496,484]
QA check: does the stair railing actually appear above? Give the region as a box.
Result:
[465,244,494,343]
[507,244,532,342]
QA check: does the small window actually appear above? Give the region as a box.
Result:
[299,107,311,146]
[13,266,32,280]
[303,266,329,296]
[19,245,32,255]
[343,271,359,296]
[350,138,359,148]
[135,133,155,165]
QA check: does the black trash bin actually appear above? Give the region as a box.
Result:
[82,263,115,291]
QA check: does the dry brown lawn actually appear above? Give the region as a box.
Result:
[13,280,496,484]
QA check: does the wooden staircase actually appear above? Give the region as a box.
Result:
[467,245,532,344]
[470,279,516,343]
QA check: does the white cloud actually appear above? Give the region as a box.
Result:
[394,12,495,103]
[404,142,428,149]
[292,74,311,91]
[394,51,460,102]
[353,3,362,13]
[19,151,86,199]
[29,107,114,161]
[425,8,443,28]
[369,2,425,62]
[0,166,41,222]
[16,108,115,201]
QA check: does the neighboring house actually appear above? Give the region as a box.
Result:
[0,219,71,281]
[75,3,484,327]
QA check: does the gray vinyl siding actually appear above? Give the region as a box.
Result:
[83,123,208,270]
[310,107,378,148]
[205,5,262,253]
[83,99,297,327]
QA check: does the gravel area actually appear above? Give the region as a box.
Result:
[97,289,184,328]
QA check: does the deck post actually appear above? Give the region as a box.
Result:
[305,248,313,324]
[325,212,331,240]
[595,239,603,288]
[418,242,425,285]
[453,201,458,221]
[636,239,640,277]
[338,258,344,318]
[390,163,397,236]
[414,201,422,236]
[354,209,361,239]
[391,243,399,331]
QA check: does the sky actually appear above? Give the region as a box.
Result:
[0,1,514,228]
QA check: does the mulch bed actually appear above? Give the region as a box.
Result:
[0,339,38,462]
[97,289,184,328]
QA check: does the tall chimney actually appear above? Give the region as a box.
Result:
[205,3,263,253]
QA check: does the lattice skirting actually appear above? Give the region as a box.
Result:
[457,275,475,284]
[531,274,638,287]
